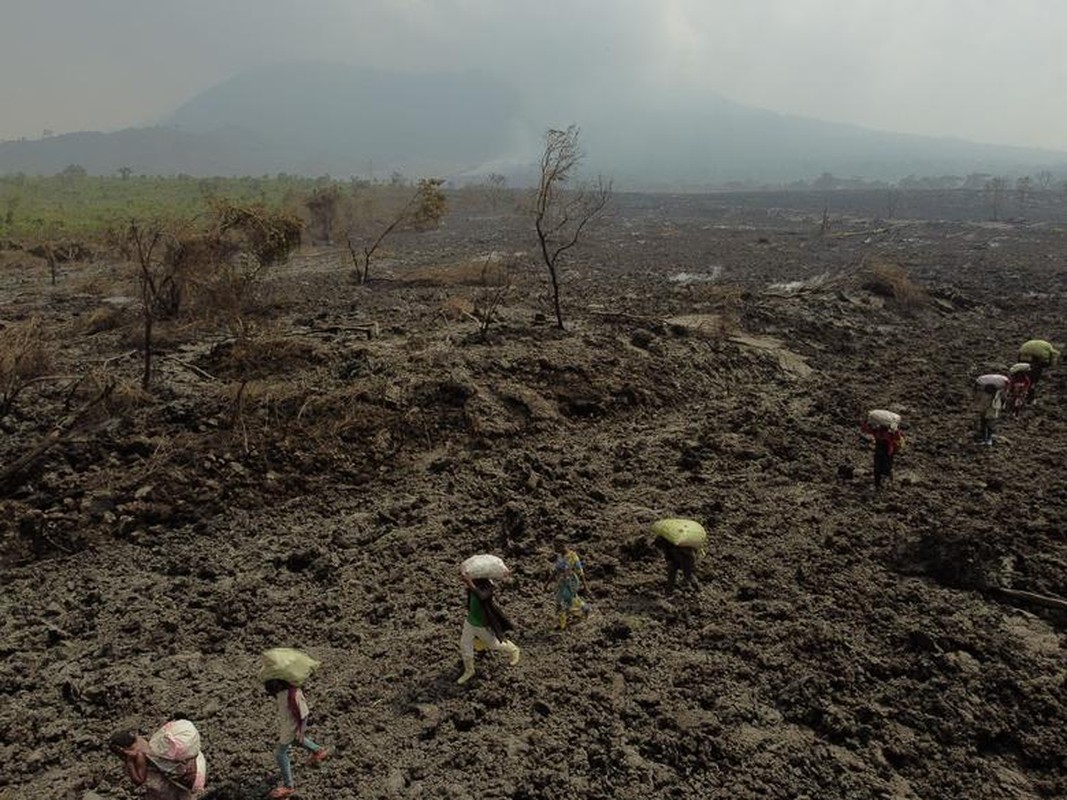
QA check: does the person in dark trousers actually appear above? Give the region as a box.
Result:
[457,571,520,685]
[652,537,700,593]
[860,420,905,489]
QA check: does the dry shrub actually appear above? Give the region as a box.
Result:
[1,317,52,381]
[205,336,326,380]
[68,263,130,297]
[222,379,398,458]
[104,376,155,415]
[132,201,303,327]
[221,379,309,425]
[683,282,745,333]
[0,317,54,412]
[171,239,261,324]
[296,385,398,439]
[119,318,202,350]
[862,260,928,307]
[84,305,127,334]
[440,295,476,321]
[0,251,36,271]
[27,240,93,263]
[407,255,510,287]
[77,369,152,411]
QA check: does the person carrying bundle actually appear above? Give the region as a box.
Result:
[108,720,207,800]
[1018,339,1061,404]
[546,539,589,630]
[258,649,330,799]
[457,555,521,685]
[650,519,705,594]
[860,410,905,489]
[1007,363,1032,417]
[974,374,1008,445]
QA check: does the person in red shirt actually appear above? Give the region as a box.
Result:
[859,420,905,489]
[1007,363,1032,416]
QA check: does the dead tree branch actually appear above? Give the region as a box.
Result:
[0,382,114,492]
[992,587,1067,613]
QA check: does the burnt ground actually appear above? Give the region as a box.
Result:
[1,191,1065,800]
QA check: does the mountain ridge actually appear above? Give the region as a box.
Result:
[2,62,1064,185]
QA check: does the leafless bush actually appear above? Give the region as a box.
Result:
[344,179,447,284]
[473,254,516,339]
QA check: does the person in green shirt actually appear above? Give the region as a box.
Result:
[457,570,521,685]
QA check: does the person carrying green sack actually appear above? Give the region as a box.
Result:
[651,519,706,594]
[259,649,330,799]
[1018,339,1061,404]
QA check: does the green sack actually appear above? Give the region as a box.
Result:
[651,518,707,549]
[1019,339,1058,365]
[257,648,320,686]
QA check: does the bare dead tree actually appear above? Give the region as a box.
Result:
[1015,175,1032,206]
[44,243,58,286]
[485,172,508,211]
[127,220,176,390]
[885,189,899,220]
[984,177,1007,221]
[344,179,446,284]
[473,254,515,340]
[533,125,611,329]
[306,185,341,244]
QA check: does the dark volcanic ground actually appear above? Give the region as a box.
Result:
[1,192,1065,799]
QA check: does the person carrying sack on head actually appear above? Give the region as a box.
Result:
[1018,339,1061,404]
[649,519,707,595]
[860,410,905,489]
[108,720,207,800]
[457,566,521,685]
[974,374,1008,446]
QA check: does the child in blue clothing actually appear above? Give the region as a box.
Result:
[547,539,589,630]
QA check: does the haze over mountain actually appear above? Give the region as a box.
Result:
[1,62,1064,188]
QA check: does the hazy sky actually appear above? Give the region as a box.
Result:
[1,0,1064,151]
